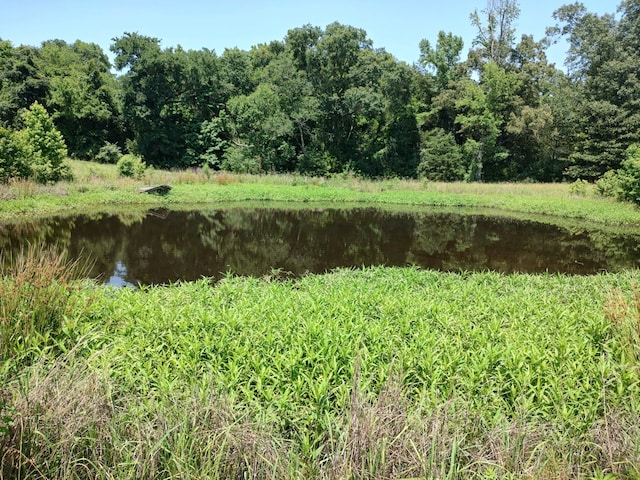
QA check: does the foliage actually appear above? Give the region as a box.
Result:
[220,146,261,174]
[594,145,640,206]
[94,141,122,164]
[40,40,123,159]
[0,2,639,183]
[417,128,465,181]
[8,102,71,184]
[116,153,146,179]
[595,169,621,198]
[0,42,48,126]
[0,244,90,363]
[552,2,640,179]
[3,268,640,478]
[568,178,590,197]
[0,126,31,182]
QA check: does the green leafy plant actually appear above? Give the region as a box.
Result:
[0,127,31,183]
[569,178,590,197]
[595,170,621,198]
[615,144,640,205]
[94,142,122,164]
[15,102,71,184]
[117,153,146,179]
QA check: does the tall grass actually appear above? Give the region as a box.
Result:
[3,268,640,478]
[0,244,92,363]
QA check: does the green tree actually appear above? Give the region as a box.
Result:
[227,83,295,172]
[418,31,465,92]
[550,1,640,179]
[40,39,122,159]
[112,33,225,168]
[14,101,69,183]
[0,41,48,127]
[417,128,465,181]
[0,126,30,182]
[454,78,504,181]
[469,0,521,70]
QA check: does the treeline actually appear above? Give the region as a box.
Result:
[1,0,639,182]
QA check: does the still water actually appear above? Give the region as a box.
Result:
[1,207,640,285]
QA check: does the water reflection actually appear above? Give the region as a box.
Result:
[1,207,639,285]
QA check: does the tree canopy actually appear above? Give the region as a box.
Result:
[0,1,638,183]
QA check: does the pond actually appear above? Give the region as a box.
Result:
[1,206,640,285]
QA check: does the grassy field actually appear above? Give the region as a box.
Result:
[2,162,640,478]
[1,159,640,226]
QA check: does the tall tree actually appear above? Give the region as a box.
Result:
[469,0,521,70]
[39,40,122,158]
[418,31,465,92]
[0,41,48,127]
[550,1,640,179]
[112,33,224,168]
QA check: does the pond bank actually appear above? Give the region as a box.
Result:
[2,177,640,227]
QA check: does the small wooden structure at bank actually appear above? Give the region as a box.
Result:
[139,185,171,195]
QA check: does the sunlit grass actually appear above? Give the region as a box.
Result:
[2,266,640,478]
[1,159,636,226]
[0,244,93,363]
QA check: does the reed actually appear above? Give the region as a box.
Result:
[0,244,92,363]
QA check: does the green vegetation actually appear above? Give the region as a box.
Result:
[1,247,640,478]
[1,1,639,189]
[2,160,640,228]
[2,1,640,476]
[116,153,146,179]
[0,102,70,183]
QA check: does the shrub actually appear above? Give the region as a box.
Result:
[595,170,621,198]
[596,145,640,205]
[569,178,590,197]
[0,127,31,183]
[95,142,122,164]
[117,154,146,179]
[16,102,70,183]
[616,144,640,205]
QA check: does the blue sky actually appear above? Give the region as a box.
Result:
[0,0,622,69]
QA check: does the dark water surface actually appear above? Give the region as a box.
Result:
[2,207,640,285]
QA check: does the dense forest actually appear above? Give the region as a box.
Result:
[1,0,639,183]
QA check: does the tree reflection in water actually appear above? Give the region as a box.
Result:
[1,207,639,285]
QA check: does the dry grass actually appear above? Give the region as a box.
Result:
[605,286,640,366]
[2,351,294,480]
[4,355,639,479]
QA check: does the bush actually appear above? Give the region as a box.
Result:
[616,144,640,205]
[568,179,590,197]
[597,144,640,205]
[0,127,31,183]
[595,170,621,198]
[117,154,146,179]
[95,142,122,164]
[16,102,70,183]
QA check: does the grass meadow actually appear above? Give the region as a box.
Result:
[2,160,640,226]
[2,162,640,478]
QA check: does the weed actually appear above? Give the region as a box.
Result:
[0,244,93,363]
[604,285,640,366]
